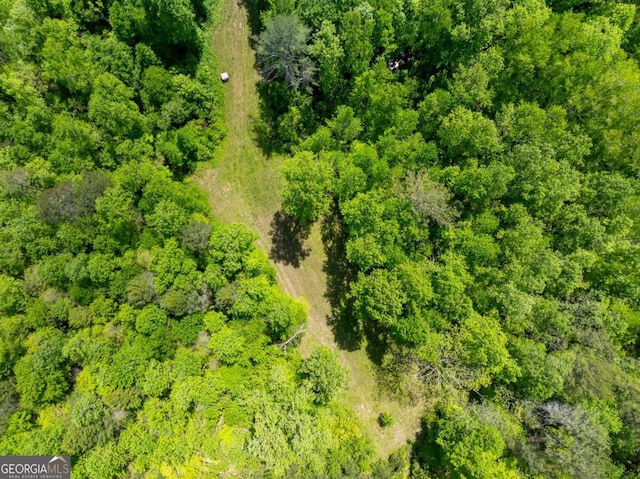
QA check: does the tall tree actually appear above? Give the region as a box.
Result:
[255,14,316,90]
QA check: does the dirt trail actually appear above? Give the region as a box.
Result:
[195,0,424,458]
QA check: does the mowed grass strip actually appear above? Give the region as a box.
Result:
[194,0,426,458]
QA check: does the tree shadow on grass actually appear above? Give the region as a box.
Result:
[239,0,264,37]
[253,80,298,157]
[321,205,364,352]
[321,204,394,364]
[268,210,311,268]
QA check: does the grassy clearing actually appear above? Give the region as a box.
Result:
[194,0,425,458]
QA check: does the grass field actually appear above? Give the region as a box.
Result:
[194,0,425,458]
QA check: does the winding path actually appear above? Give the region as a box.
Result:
[194,0,424,458]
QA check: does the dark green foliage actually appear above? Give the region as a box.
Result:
[180,220,212,253]
[126,271,156,307]
[140,0,202,65]
[140,65,174,109]
[159,287,204,317]
[0,6,358,465]
[3,0,640,474]
[378,412,393,428]
[255,14,316,90]
[37,171,110,224]
[270,0,640,475]
[0,381,19,437]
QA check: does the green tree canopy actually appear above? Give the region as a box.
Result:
[255,13,316,90]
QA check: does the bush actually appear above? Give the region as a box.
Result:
[378,412,394,428]
[299,346,347,405]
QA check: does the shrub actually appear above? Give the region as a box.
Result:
[378,412,394,428]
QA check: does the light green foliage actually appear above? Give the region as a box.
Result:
[438,106,502,159]
[75,440,128,479]
[135,304,168,335]
[231,275,273,320]
[0,274,26,315]
[203,310,226,333]
[264,294,307,341]
[87,253,116,286]
[347,141,389,187]
[48,114,102,173]
[506,144,582,219]
[274,1,640,475]
[142,360,173,398]
[40,18,95,96]
[209,223,258,278]
[281,151,333,225]
[0,0,376,476]
[93,185,138,248]
[146,199,190,238]
[429,251,474,322]
[88,73,145,140]
[353,269,406,331]
[299,347,347,405]
[508,336,567,400]
[62,327,114,365]
[378,412,394,428]
[0,316,27,378]
[14,328,69,409]
[150,238,200,294]
[457,313,518,387]
[309,20,344,101]
[341,8,374,77]
[217,272,301,341]
[246,365,368,476]
[209,325,246,365]
[435,408,520,479]
[326,105,363,147]
[450,160,514,210]
[341,191,402,270]
[349,62,414,140]
[3,0,640,475]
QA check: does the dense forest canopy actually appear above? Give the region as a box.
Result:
[0,0,378,477]
[266,0,640,476]
[1,0,640,476]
